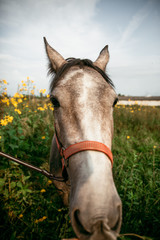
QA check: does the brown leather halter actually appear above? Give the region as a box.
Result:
[55,129,113,181]
[0,130,113,183]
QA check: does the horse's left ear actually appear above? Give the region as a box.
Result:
[94,45,109,71]
[44,37,66,72]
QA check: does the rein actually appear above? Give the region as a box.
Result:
[0,151,65,182]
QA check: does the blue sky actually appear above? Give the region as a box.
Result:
[0,0,160,96]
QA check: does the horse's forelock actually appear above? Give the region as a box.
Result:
[49,58,114,93]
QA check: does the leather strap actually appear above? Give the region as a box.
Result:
[63,140,113,167]
[55,133,113,168]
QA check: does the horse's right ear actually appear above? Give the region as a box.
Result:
[44,37,66,72]
[94,45,109,71]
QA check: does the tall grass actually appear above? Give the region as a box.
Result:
[0,79,160,239]
[113,105,160,239]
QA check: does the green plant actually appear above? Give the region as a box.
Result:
[0,81,160,239]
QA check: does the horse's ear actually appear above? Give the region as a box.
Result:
[44,37,66,72]
[94,45,109,71]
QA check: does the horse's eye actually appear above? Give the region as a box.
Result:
[113,98,118,107]
[50,97,60,108]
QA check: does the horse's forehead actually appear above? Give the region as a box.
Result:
[53,66,113,97]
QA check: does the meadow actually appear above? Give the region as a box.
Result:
[0,78,160,240]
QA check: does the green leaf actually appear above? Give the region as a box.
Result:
[9,143,18,150]
[10,182,16,189]
[4,188,9,198]
[0,178,6,188]
[17,182,23,188]
[23,175,30,181]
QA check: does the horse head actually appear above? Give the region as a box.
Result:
[44,38,122,240]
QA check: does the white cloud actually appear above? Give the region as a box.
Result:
[117,0,153,48]
[0,0,105,95]
[0,0,160,96]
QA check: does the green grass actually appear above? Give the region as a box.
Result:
[0,92,160,239]
[113,105,160,239]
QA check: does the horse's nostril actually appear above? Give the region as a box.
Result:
[74,210,91,236]
[111,205,122,232]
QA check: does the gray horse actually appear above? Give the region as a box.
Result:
[44,38,122,240]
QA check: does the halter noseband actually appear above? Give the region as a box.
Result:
[55,130,113,181]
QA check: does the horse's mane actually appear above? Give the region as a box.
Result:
[48,58,114,93]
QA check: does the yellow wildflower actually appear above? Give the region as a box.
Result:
[0,136,2,140]
[35,216,47,223]
[39,89,46,94]
[1,98,9,106]
[44,104,47,110]
[127,136,130,139]
[153,146,157,149]
[18,99,22,103]
[31,90,34,95]
[0,119,8,126]
[41,136,45,139]
[27,76,29,80]
[47,94,50,98]
[48,180,52,184]
[40,189,46,193]
[7,116,14,123]
[14,109,22,114]
[19,214,23,218]
[0,115,13,126]
[10,98,18,107]
[3,79,7,84]
[13,103,18,108]
[37,107,44,111]
[14,92,22,98]
[38,218,43,222]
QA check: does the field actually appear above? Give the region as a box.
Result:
[0,79,160,240]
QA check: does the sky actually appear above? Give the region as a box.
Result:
[0,0,160,96]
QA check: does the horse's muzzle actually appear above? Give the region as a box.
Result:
[71,202,122,240]
[68,152,122,240]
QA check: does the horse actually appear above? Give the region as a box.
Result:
[44,37,122,240]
